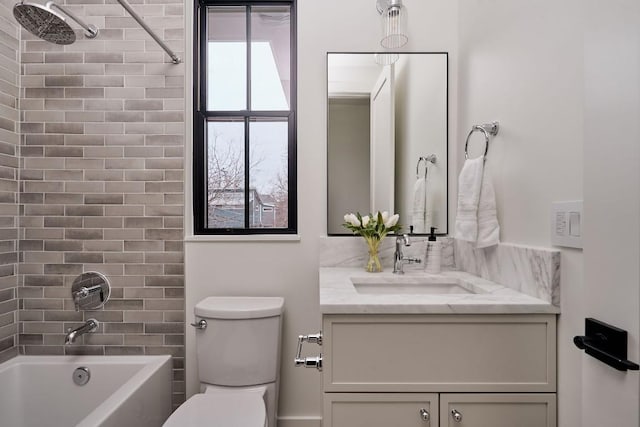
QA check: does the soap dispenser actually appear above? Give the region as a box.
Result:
[425,227,441,274]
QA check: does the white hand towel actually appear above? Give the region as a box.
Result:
[454,156,484,242]
[476,163,500,248]
[411,177,427,233]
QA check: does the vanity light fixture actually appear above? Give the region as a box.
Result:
[376,0,408,49]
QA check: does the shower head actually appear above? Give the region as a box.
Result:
[13,0,179,63]
[13,1,98,45]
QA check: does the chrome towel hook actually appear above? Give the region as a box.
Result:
[416,154,437,179]
[464,121,500,160]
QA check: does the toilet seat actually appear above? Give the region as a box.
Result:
[163,393,267,427]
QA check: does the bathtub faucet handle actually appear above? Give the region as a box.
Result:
[72,287,86,311]
[71,272,111,311]
[72,284,103,311]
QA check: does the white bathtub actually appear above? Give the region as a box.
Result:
[0,355,173,427]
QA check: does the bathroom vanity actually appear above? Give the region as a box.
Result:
[316,268,559,427]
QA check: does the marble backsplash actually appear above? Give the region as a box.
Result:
[454,240,560,306]
[319,236,455,270]
[319,236,560,306]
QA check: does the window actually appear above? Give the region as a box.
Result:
[194,0,296,234]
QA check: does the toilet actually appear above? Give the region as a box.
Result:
[164,296,285,427]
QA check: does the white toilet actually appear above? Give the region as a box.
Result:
[164,296,285,427]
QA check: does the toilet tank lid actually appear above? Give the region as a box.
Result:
[195,296,285,319]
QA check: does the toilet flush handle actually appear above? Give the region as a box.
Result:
[190,319,207,330]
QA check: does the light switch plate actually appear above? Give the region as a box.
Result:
[551,200,583,249]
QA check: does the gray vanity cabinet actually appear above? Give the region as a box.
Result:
[321,314,557,427]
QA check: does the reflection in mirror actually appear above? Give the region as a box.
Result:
[327,53,448,235]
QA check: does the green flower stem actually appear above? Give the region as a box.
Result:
[364,236,382,273]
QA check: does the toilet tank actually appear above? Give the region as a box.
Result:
[194,296,284,386]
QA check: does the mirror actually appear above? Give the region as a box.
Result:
[327,52,448,235]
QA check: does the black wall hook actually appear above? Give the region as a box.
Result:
[574,318,639,372]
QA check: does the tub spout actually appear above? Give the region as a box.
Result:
[65,319,99,345]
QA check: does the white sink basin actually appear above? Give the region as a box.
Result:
[350,274,478,295]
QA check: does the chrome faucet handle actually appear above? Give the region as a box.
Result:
[72,284,105,311]
[394,234,410,257]
[72,286,89,304]
[393,235,419,274]
[72,287,89,311]
[71,272,110,311]
[396,233,410,246]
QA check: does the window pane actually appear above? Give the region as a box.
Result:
[207,120,245,228]
[207,7,246,110]
[250,6,291,110]
[249,119,288,228]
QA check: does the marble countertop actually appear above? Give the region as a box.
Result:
[320,268,560,314]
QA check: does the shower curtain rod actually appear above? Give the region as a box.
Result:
[116,0,181,64]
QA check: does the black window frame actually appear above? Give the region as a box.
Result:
[193,0,297,235]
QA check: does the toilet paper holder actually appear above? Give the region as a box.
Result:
[294,332,323,371]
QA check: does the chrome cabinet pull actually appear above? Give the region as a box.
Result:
[451,409,463,422]
[419,408,430,421]
[190,319,207,329]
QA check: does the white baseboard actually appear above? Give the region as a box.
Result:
[277,416,322,427]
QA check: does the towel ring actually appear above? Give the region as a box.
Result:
[465,121,499,159]
[416,154,437,178]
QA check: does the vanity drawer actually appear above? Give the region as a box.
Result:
[323,393,438,427]
[440,393,557,427]
[322,314,556,393]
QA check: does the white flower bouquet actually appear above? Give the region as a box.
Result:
[342,211,401,272]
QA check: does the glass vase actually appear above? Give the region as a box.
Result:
[365,237,383,273]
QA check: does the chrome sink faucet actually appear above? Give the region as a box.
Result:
[393,234,421,274]
[65,319,99,345]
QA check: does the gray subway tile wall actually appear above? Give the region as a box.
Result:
[17,0,186,407]
[0,0,20,364]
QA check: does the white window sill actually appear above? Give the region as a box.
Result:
[185,234,301,243]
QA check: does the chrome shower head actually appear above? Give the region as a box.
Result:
[13,1,75,44]
[13,1,98,45]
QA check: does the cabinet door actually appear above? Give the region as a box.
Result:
[440,394,556,427]
[323,393,438,427]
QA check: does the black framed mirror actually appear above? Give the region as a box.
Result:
[327,52,448,235]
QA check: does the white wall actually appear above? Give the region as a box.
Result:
[185,0,458,424]
[458,1,584,426]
